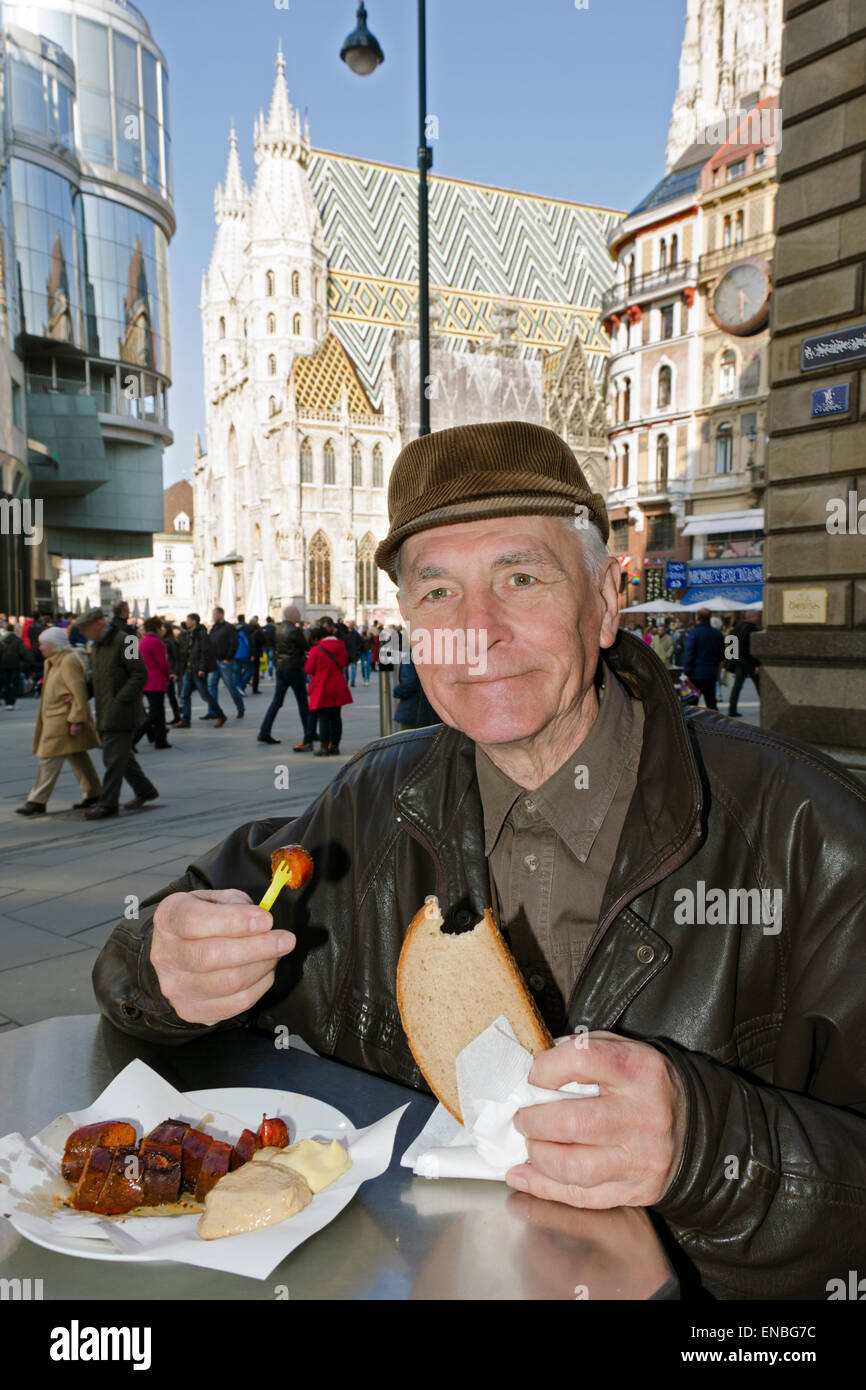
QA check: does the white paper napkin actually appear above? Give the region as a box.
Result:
[0,1058,408,1281]
[401,1016,598,1181]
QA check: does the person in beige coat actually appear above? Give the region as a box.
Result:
[16,627,102,816]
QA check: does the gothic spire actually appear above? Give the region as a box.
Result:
[254,45,309,165]
[215,124,248,221]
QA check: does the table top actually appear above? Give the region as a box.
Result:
[0,1016,677,1300]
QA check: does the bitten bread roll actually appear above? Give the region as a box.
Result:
[396,896,554,1122]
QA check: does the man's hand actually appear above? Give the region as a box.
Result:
[506,1031,688,1210]
[150,888,295,1026]
[197,670,205,678]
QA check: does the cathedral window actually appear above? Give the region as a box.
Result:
[219,316,226,338]
[308,530,332,605]
[372,443,383,489]
[356,533,378,606]
[291,270,300,297]
[268,354,277,377]
[267,314,276,334]
[220,355,227,375]
[300,438,313,483]
[351,440,362,487]
[657,364,672,408]
[293,313,302,335]
[265,270,275,297]
[269,395,278,417]
[323,440,336,485]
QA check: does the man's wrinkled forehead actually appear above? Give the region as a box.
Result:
[402,516,569,584]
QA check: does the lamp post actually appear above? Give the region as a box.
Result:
[341,2,432,437]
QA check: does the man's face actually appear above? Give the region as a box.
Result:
[396,515,620,746]
[79,618,109,643]
[211,609,221,625]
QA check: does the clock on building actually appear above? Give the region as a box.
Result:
[709,258,772,336]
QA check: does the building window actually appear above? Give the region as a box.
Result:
[727,159,746,181]
[755,148,766,169]
[620,378,631,422]
[174,512,190,532]
[293,313,301,335]
[300,437,313,483]
[659,238,667,270]
[268,353,276,376]
[220,355,227,375]
[218,316,226,338]
[356,533,378,605]
[610,517,629,554]
[267,314,276,334]
[620,443,630,489]
[723,215,732,249]
[372,442,384,489]
[291,269,300,297]
[656,434,669,488]
[163,546,173,562]
[351,440,362,487]
[626,255,635,292]
[268,395,278,417]
[265,269,275,296]
[647,514,675,551]
[657,365,672,409]
[621,318,630,349]
[735,211,744,246]
[719,350,737,399]
[164,571,174,596]
[670,233,678,266]
[323,439,335,485]
[308,530,331,605]
[716,422,733,474]
[660,304,674,340]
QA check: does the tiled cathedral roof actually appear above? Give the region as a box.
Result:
[292,332,377,415]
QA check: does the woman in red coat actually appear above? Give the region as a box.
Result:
[134,616,172,749]
[303,625,352,756]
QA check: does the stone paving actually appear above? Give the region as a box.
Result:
[0,670,760,1030]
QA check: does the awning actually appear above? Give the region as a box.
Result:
[681,510,764,537]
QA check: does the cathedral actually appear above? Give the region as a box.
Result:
[195,49,621,623]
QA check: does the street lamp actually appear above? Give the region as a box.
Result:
[341,2,433,436]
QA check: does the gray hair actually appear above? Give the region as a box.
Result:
[393,514,611,589]
[38,626,70,651]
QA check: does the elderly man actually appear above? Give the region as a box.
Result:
[93,422,865,1299]
[77,607,159,820]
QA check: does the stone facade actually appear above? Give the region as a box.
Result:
[754,0,866,769]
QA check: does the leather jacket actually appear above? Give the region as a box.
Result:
[179,624,216,675]
[273,622,309,671]
[92,633,866,1299]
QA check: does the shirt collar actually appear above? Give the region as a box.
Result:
[474,671,643,862]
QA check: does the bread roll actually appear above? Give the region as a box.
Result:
[396,896,553,1122]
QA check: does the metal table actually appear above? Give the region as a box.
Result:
[0,1016,677,1300]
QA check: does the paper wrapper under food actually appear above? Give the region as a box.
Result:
[0,1058,408,1280]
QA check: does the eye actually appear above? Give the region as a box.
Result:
[508,573,535,587]
[422,586,450,601]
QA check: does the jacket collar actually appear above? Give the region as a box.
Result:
[394,631,705,927]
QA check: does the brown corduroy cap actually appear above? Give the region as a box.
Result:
[374,420,609,582]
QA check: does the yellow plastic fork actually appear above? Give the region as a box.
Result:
[259,860,291,912]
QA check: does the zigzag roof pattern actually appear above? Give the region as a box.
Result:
[305,149,623,409]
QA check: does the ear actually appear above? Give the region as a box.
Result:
[598,558,621,651]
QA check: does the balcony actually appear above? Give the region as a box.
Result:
[601,262,698,316]
[698,233,774,282]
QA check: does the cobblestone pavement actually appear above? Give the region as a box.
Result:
[0,672,760,1031]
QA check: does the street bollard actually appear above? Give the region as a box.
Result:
[378,663,393,737]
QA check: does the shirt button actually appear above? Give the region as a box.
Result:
[523,798,536,812]
[636,944,655,964]
[529,973,546,991]
[523,853,539,873]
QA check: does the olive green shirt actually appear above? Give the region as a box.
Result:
[474,671,645,1035]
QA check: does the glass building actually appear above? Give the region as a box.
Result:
[0,0,175,612]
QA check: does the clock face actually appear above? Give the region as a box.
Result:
[711,260,770,335]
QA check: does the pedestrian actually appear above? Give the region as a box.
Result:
[112,599,136,635]
[15,626,102,815]
[683,608,725,711]
[248,617,265,694]
[262,616,276,679]
[257,605,310,747]
[304,624,352,756]
[163,620,182,724]
[651,621,674,668]
[24,611,46,684]
[343,621,362,687]
[728,613,761,717]
[0,621,27,708]
[359,625,373,682]
[209,606,244,718]
[392,650,439,729]
[73,608,158,820]
[134,617,172,750]
[176,613,225,727]
[371,622,381,672]
[233,614,254,695]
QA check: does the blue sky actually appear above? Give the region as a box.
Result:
[144,0,687,485]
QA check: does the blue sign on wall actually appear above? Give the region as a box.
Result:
[801,325,866,371]
[665,562,687,588]
[810,383,850,418]
[687,562,763,587]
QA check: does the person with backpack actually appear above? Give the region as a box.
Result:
[303,624,352,756]
[233,614,254,695]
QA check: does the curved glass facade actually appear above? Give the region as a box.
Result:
[3,2,171,200]
[9,158,170,374]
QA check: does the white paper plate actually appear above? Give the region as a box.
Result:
[9,1086,353,1264]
